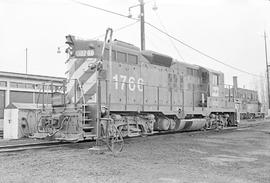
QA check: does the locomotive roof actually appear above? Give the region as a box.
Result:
[141,50,173,67]
[66,35,223,75]
[199,66,223,75]
[173,59,200,69]
[173,59,223,75]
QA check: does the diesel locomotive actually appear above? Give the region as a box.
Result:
[36,29,241,144]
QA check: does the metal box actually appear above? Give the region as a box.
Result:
[3,103,40,139]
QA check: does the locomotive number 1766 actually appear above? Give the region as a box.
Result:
[112,74,144,92]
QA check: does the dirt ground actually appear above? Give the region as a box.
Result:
[0,120,270,183]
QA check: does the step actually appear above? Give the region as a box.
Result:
[82,126,94,133]
[83,119,93,122]
[84,134,96,138]
[128,133,140,137]
[83,126,94,130]
[83,132,96,140]
[100,118,112,121]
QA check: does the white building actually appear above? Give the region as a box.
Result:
[0,71,64,132]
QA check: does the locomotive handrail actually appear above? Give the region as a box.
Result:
[75,78,87,124]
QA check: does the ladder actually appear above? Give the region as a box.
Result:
[76,79,95,137]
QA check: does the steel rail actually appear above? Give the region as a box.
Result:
[0,119,266,153]
[0,141,70,153]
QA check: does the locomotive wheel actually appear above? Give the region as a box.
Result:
[169,119,176,130]
[107,125,124,153]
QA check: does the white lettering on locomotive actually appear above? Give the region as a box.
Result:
[137,78,143,92]
[128,77,136,91]
[113,74,144,92]
[112,74,118,90]
[212,86,219,97]
[120,75,127,90]
[75,49,94,57]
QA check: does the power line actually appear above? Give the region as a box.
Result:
[153,10,185,61]
[145,22,263,78]
[57,20,139,49]
[91,20,139,40]
[71,0,138,20]
[70,0,263,78]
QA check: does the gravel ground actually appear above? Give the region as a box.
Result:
[0,120,270,183]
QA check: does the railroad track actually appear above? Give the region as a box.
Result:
[0,120,266,153]
[0,141,71,153]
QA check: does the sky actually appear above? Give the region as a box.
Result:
[1,0,270,91]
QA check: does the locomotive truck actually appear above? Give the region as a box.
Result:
[35,29,239,148]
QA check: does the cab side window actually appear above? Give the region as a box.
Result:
[117,51,127,63]
[127,54,138,64]
[202,72,208,83]
[213,74,219,85]
[104,48,116,61]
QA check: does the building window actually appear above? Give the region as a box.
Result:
[10,82,36,89]
[26,83,35,89]
[213,74,219,85]
[10,91,34,103]
[10,82,18,88]
[0,81,7,87]
[18,83,26,88]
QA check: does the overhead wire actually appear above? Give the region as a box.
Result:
[70,0,136,20]
[70,0,264,78]
[145,22,263,78]
[57,20,139,50]
[153,9,185,62]
[146,33,161,51]
[91,20,140,40]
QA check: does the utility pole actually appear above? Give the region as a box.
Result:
[264,31,270,109]
[128,0,146,50]
[25,48,28,74]
[139,0,145,50]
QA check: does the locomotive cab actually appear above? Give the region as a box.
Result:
[200,67,237,127]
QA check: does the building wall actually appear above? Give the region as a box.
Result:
[0,71,65,131]
[0,89,3,130]
[0,90,4,120]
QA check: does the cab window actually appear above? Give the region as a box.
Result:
[117,51,127,63]
[213,74,219,85]
[104,48,116,61]
[202,72,208,83]
[127,54,138,64]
